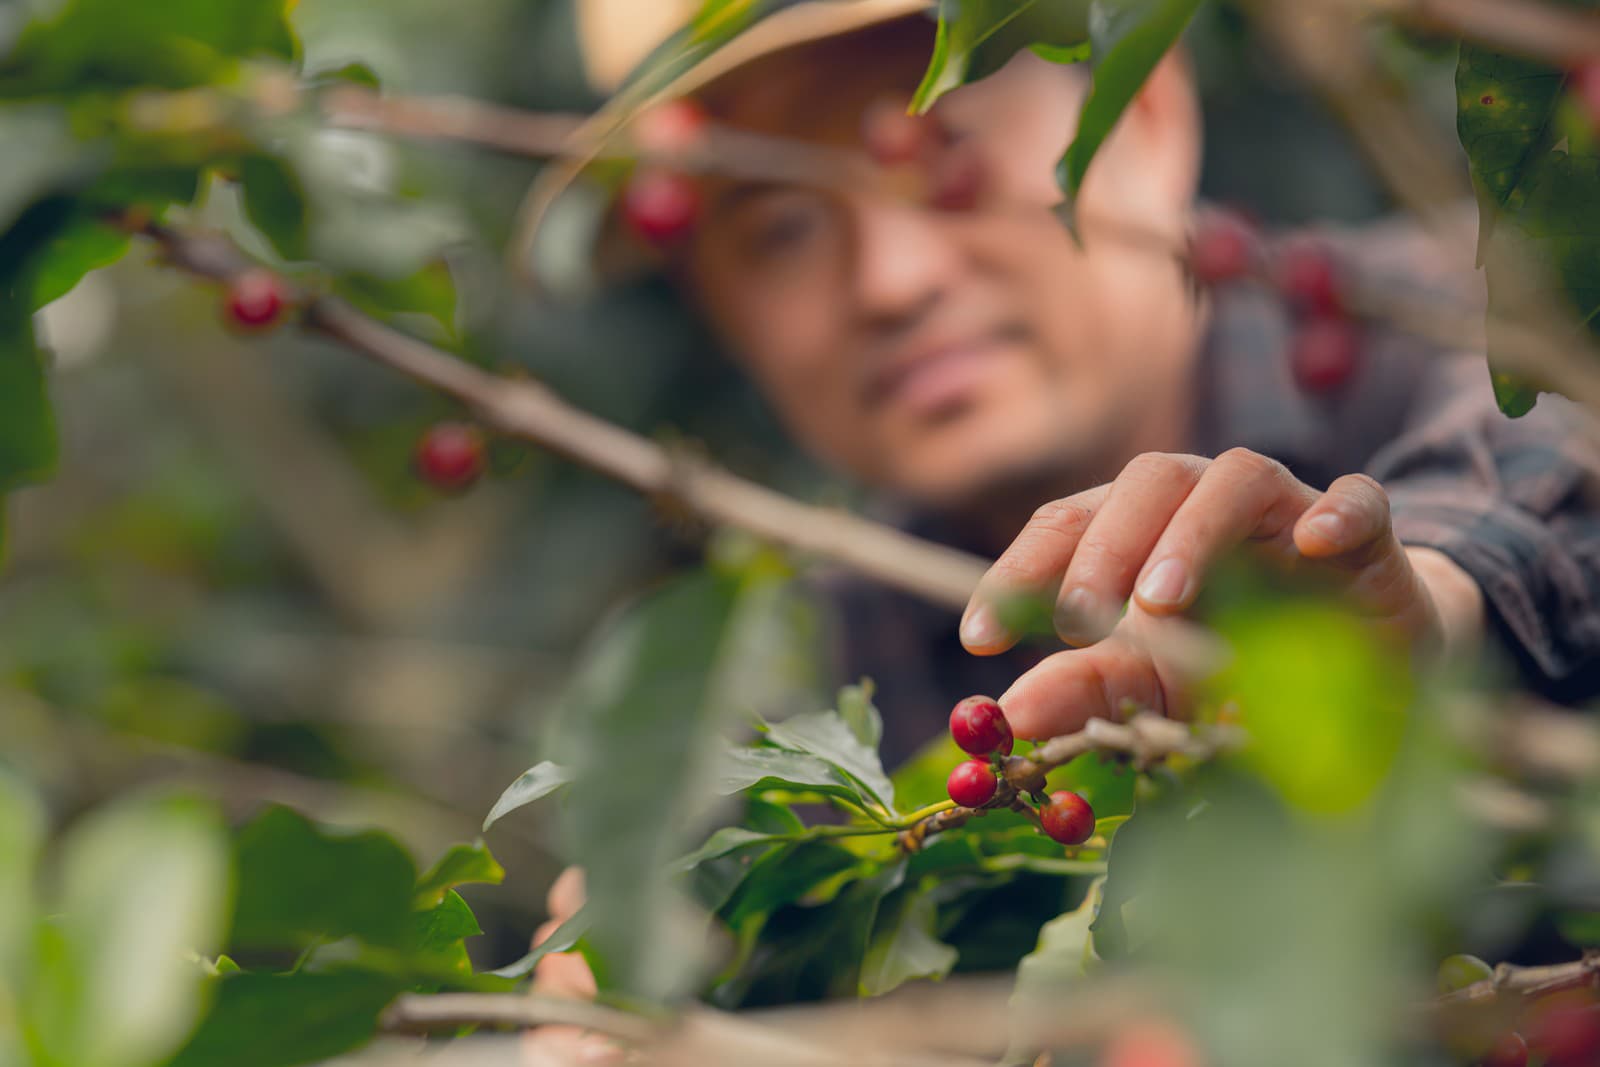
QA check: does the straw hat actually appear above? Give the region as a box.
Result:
[512,0,932,290]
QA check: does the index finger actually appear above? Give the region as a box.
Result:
[960,484,1111,655]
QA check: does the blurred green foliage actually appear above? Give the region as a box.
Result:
[0,0,1596,1064]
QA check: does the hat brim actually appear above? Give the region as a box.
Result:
[510,0,932,291]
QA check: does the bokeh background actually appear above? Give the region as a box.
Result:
[0,0,1461,965]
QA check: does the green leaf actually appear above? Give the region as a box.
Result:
[165,971,403,1067]
[1456,47,1566,216]
[29,216,129,310]
[914,0,1093,112]
[262,117,467,281]
[914,0,1028,111]
[1011,877,1102,996]
[0,771,45,972]
[765,708,896,812]
[710,859,906,1009]
[486,910,587,980]
[1057,0,1202,204]
[1455,24,1600,415]
[1006,878,1104,1062]
[410,890,481,974]
[686,800,803,914]
[482,760,574,832]
[713,743,865,803]
[719,840,864,929]
[1,0,298,92]
[305,61,382,90]
[239,154,310,261]
[1557,909,1600,946]
[413,843,504,908]
[0,311,57,494]
[0,104,101,233]
[1212,602,1410,817]
[230,806,417,951]
[674,826,796,873]
[30,792,230,1067]
[552,568,816,1000]
[836,680,883,750]
[859,888,958,997]
[335,262,459,347]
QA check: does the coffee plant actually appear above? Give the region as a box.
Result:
[2,0,1600,1065]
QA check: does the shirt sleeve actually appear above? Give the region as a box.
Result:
[1367,357,1600,702]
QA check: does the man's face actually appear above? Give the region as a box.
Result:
[682,20,1202,509]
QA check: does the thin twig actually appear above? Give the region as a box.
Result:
[382,992,660,1044]
[321,85,879,193]
[134,220,989,611]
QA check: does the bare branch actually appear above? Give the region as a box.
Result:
[133,221,989,612]
[1360,0,1600,65]
[1435,950,1600,1009]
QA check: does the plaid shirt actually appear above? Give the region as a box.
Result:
[814,215,1600,768]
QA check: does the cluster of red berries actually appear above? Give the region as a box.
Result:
[945,696,1096,847]
[413,421,487,492]
[1188,213,1360,394]
[859,98,985,212]
[619,99,709,247]
[1436,954,1600,1067]
[618,94,989,248]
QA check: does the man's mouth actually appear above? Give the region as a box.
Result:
[865,330,1022,419]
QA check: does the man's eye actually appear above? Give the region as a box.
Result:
[741,196,828,259]
[752,209,817,252]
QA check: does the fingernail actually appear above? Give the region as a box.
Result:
[1306,511,1348,546]
[1056,587,1105,644]
[961,604,1005,648]
[1137,558,1190,607]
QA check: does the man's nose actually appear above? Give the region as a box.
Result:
[847,196,961,327]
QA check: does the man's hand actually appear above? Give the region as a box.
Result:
[958,449,1484,740]
[521,867,620,1067]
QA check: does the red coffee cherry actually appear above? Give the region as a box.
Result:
[1040,790,1095,846]
[1099,1022,1204,1067]
[949,696,1013,756]
[1290,316,1361,393]
[1528,995,1600,1067]
[1275,239,1344,316]
[620,168,700,245]
[1480,1031,1528,1067]
[414,421,487,492]
[224,269,291,332]
[946,759,998,808]
[861,97,935,167]
[927,140,985,212]
[1571,60,1600,135]
[1189,213,1258,286]
[631,98,709,159]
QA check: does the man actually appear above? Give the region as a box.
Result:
[521,0,1600,768]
